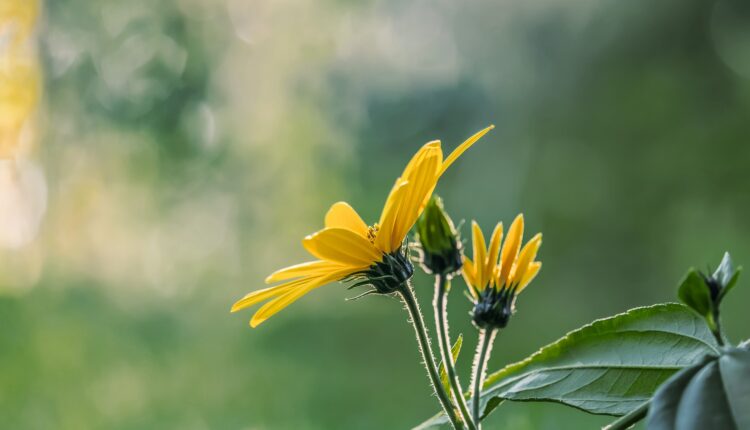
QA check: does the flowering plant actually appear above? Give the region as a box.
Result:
[232,128,749,430]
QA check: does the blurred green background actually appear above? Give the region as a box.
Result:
[1,0,750,428]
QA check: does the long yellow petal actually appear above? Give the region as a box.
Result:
[265,260,352,284]
[516,261,541,295]
[250,267,354,327]
[375,179,409,254]
[304,228,382,266]
[485,222,503,283]
[510,233,542,286]
[438,125,494,176]
[250,284,316,327]
[231,279,306,312]
[324,202,369,238]
[499,214,524,285]
[471,221,487,289]
[462,257,478,295]
[391,143,442,249]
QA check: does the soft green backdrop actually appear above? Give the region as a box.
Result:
[1,0,749,428]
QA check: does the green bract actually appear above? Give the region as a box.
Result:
[678,252,742,318]
[438,334,464,397]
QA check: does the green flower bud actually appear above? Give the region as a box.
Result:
[416,196,462,276]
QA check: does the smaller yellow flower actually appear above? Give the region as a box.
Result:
[463,214,542,329]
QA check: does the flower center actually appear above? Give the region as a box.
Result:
[367,224,380,244]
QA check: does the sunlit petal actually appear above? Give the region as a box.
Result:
[462,257,478,295]
[231,279,306,312]
[324,201,369,238]
[471,221,487,288]
[375,179,409,254]
[391,143,441,249]
[438,125,494,176]
[510,233,542,286]
[304,228,382,266]
[499,214,524,285]
[517,261,542,294]
[485,222,503,282]
[250,266,355,327]
[265,260,352,284]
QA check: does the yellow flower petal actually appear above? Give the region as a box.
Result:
[265,260,354,284]
[391,143,442,249]
[510,233,542,286]
[471,221,487,288]
[485,222,503,284]
[249,266,355,327]
[231,279,305,312]
[324,202,369,238]
[499,214,524,285]
[462,257,478,295]
[375,179,409,254]
[304,228,382,266]
[438,125,494,176]
[516,261,541,295]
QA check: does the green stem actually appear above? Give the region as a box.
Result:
[602,401,649,430]
[398,282,462,430]
[710,309,725,347]
[470,328,496,428]
[434,275,476,430]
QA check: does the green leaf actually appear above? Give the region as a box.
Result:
[718,348,750,428]
[415,304,719,429]
[678,270,712,317]
[646,359,711,429]
[438,334,463,395]
[646,348,750,430]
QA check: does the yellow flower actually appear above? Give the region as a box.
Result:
[232,126,494,327]
[0,60,41,158]
[0,0,39,49]
[463,215,542,329]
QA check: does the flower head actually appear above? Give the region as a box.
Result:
[415,196,462,276]
[463,215,542,329]
[232,126,494,327]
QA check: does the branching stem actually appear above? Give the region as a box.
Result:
[398,282,462,430]
[434,274,476,430]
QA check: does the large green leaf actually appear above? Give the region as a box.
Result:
[414,303,719,429]
[646,347,750,429]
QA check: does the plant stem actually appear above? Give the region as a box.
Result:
[710,309,725,347]
[398,282,463,430]
[434,275,476,430]
[470,327,497,428]
[602,401,649,430]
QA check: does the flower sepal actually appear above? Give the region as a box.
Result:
[346,247,415,295]
[471,285,517,330]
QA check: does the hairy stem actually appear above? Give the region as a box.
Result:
[470,328,496,428]
[602,401,649,430]
[398,282,462,430]
[434,275,476,430]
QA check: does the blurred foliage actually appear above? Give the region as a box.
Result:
[1,0,750,428]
